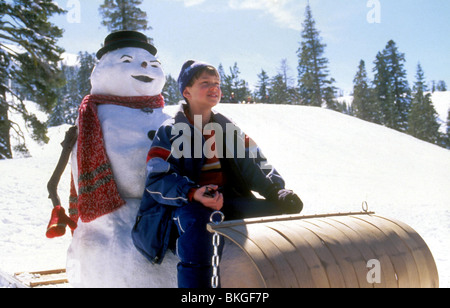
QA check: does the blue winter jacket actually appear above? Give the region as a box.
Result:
[132,104,285,264]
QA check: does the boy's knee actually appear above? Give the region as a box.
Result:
[175,202,212,233]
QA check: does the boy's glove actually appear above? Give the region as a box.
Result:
[271,189,303,214]
[46,205,78,238]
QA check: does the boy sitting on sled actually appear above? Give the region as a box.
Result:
[133,60,303,288]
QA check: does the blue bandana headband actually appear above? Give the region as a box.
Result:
[177,60,211,96]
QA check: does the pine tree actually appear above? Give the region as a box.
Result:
[77,52,97,99]
[407,63,440,144]
[373,40,411,132]
[0,0,65,159]
[99,0,150,33]
[218,63,250,103]
[163,74,183,105]
[431,80,436,93]
[373,51,393,127]
[229,62,251,103]
[386,40,411,131]
[352,60,379,123]
[48,64,77,127]
[279,59,295,89]
[49,52,96,126]
[297,3,335,108]
[269,74,289,104]
[278,59,299,105]
[436,80,447,92]
[255,69,270,104]
[323,78,338,110]
[218,64,233,103]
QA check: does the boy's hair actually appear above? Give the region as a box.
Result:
[177,60,220,100]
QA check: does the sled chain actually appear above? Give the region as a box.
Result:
[210,211,224,289]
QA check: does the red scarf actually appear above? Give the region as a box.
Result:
[69,94,165,223]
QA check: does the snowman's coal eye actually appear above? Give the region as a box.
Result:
[123,59,131,63]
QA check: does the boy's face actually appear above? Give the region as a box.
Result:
[183,71,221,110]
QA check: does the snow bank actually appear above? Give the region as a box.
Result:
[431,91,450,131]
[1,103,449,287]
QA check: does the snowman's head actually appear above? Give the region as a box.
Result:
[90,31,165,97]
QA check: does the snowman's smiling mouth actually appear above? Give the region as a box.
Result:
[132,75,154,83]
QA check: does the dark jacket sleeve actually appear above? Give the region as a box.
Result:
[145,122,197,207]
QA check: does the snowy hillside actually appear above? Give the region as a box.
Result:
[431,91,450,131]
[1,103,449,287]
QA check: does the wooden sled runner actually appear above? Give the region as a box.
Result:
[0,269,69,288]
[209,210,439,288]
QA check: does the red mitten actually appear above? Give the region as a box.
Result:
[46,205,78,238]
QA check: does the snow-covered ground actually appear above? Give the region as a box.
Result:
[1,99,449,287]
[431,91,450,132]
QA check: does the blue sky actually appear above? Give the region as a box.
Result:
[52,0,450,94]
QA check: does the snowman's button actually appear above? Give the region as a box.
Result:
[141,107,154,114]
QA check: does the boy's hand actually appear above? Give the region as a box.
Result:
[274,189,303,214]
[193,185,224,211]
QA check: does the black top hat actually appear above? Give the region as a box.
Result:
[96,30,157,59]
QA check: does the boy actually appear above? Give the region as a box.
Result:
[133,60,303,288]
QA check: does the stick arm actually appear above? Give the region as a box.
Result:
[47,126,78,208]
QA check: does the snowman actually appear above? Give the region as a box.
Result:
[63,31,178,287]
